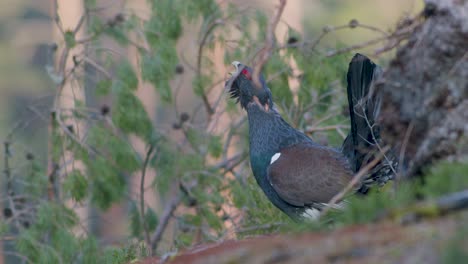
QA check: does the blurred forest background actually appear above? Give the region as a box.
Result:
[3,0,467,263]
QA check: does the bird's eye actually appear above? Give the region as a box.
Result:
[241,69,252,80]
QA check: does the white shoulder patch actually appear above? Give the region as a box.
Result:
[301,208,321,220]
[270,153,281,165]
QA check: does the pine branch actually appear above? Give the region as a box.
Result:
[150,184,182,253]
[252,0,287,89]
[140,144,155,249]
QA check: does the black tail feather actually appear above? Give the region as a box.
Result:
[342,54,395,192]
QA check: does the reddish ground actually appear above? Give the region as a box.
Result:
[138,210,467,264]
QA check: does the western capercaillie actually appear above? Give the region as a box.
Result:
[225,54,397,220]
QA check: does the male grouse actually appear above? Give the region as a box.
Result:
[225,54,396,220]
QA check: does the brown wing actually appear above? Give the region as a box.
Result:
[267,143,353,207]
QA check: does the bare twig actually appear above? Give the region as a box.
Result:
[305,125,350,133]
[47,111,60,201]
[308,24,350,51]
[215,152,247,173]
[326,35,389,57]
[73,15,86,34]
[235,222,285,234]
[52,0,64,34]
[196,18,224,117]
[360,106,398,175]
[326,17,421,57]
[2,251,33,264]
[252,0,287,88]
[397,121,414,185]
[140,144,155,248]
[150,185,182,253]
[321,146,390,217]
[4,141,13,196]
[377,189,468,223]
[221,117,246,160]
[80,56,112,79]
[279,21,388,53]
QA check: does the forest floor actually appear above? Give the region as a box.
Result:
[139,210,468,264]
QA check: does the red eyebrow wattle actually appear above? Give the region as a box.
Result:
[242,69,251,79]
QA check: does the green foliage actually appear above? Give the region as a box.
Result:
[294,51,349,108]
[115,60,138,91]
[152,140,177,195]
[193,75,211,97]
[323,161,468,227]
[96,79,112,96]
[329,184,413,225]
[265,53,293,105]
[420,161,468,197]
[88,157,126,209]
[103,242,149,264]
[140,51,176,102]
[64,30,76,48]
[182,0,220,21]
[15,203,81,263]
[208,135,223,158]
[63,170,88,202]
[230,177,293,236]
[443,220,468,264]
[0,221,8,236]
[141,0,184,102]
[147,1,182,40]
[5,1,466,263]
[129,202,159,238]
[104,22,129,46]
[24,158,48,197]
[78,237,100,264]
[84,0,97,9]
[112,89,154,142]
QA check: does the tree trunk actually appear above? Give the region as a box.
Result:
[377,0,468,177]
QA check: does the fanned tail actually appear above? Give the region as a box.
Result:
[342,53,396,193]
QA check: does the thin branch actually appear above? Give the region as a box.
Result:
[2,251,33,264]
[52,0,64,34]
[397,121,414,185]
[327,18,421,57]
[73,15,86,34]
[4,141,12,196]
[80,56,112,79]
[377,189,468,223]
[235,222,285,234]
[308,24,350,51]
[326,35,389,57]
[217,153,247,174]
[360,105,398,175]
[140,144,155,248]
[252,0,287,88]
[321,146,390,217]
[196,18,224,117]
[150,185,182,253]
[305,124,350,133]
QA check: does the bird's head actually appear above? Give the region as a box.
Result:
[225,61,273,111]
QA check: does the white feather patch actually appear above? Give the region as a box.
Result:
[301,208,321,220]
[270,153,281,165]
[302,202,346,221]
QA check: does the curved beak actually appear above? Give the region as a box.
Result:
[225,61,244,89]
[229,61,241,76]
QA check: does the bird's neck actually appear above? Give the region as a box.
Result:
[246,105,313,160]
